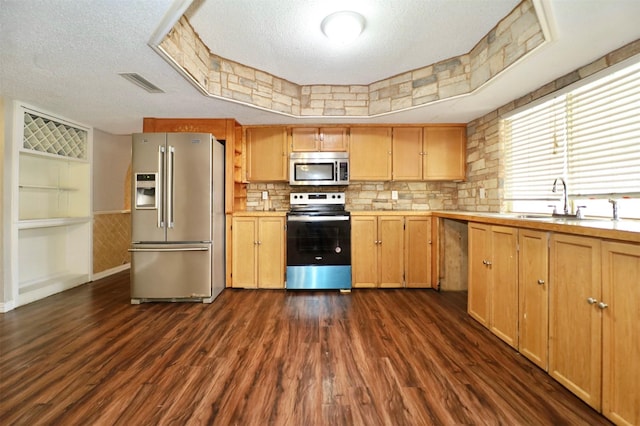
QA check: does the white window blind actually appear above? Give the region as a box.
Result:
[503,59,640,214]
[503,97,567,201]
[568,62,640,195]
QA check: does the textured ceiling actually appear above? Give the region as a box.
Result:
[185,0,520,85]
[1,0,640,135]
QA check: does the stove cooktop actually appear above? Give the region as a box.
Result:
[288,192,347,214]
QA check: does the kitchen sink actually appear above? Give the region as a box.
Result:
[514,214,551,219]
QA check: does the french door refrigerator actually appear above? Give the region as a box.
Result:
[130,133,225,303]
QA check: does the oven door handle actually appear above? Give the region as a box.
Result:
[287,215,350,222]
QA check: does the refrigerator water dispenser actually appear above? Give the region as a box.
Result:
[135,173,157,209]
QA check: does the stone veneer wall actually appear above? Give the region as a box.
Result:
[160,0,543,118]
[460,39,640,212]
[246,182,458,212]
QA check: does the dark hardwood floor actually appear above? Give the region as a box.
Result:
[0,271,610,425]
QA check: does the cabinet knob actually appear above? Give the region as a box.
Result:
[482,260,492,266]
[537,279,545,285]
[587,297,598,305]
[598,302,609,310]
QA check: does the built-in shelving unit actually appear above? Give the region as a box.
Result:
[8,102,93,308]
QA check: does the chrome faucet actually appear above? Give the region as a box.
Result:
[552,177,569,214]
[609,199,619,220]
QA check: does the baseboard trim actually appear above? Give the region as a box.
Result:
[92,264,131,281]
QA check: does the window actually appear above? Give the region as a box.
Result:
[503,59,640,219]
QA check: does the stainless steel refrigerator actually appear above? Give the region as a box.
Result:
[130,133,225,303]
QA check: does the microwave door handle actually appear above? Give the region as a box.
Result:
[158,145,165,228]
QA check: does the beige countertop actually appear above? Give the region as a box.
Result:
[232,209,640,243]
[433,210,640,244]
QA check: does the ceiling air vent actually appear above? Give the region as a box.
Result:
[119,73,164,93]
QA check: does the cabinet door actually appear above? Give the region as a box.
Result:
[423,126,466,180]
[246,127,288,181]
[518,229,549,370]
[549,234,602,409]
[405,216,432,288]
[601,241,640,426]
[489,226,519,348]
[232,217,258,288]
[351,216,378,288]
[392,127,423,181]
[378,216,404,288]
[257,217,285,289]
[350,127,392,180]
[291,127,318,152]
[319,127,348,151]
[468,223,491,326]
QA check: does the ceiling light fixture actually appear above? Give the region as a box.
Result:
[321,11,365,44]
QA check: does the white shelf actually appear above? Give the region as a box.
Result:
[19,184,80,191]
[8,102,93,310]
[18,217,91,230]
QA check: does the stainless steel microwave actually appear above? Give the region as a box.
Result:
[289,152,349,186]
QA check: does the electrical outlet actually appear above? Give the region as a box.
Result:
[391,190,398,200]
[262,191,269,200]
[479,188,486,199]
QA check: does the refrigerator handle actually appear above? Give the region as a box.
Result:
[158,145,165,228]
[167,145,175,228]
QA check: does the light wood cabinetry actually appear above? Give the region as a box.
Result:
[10,103,93,307]
[352,214,433,288]
[550,235,640,423]
[349,127,392,181]
[142,118,245,213]
[423,126,466,180]
[405,216,433,288]
[352,215,404,288]
[468,223,518,347]
[392,127,423,180]
[231,216,285,289]
[601,241,640,426]
[245,127,288,182]
[291,127,348,151]
[392,126,466,181]
[549,233,602,409]
[518,229,549,370]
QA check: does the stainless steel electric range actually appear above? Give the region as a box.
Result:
[286,192,351,291]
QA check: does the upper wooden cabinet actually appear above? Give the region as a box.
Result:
[423,126,466,180]
[392,125,466,181]
[291,127,348,152]
[349,127,392,181]
[392,127,423,180]
[245,127,288,182]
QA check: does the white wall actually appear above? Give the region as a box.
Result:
[0,97,6,306]
[92,129,131,212]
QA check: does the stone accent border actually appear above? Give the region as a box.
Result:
[157,0,544,118]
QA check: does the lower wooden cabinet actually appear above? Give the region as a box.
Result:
[466,222,639,425]
[231,216,285,288]
[404,216,433,288]
[352,215,404,288]
[467,223,518,347]
[600,241,640,426]
[352,214,433,288]
[518,229,550,370]
[549,233,602,409]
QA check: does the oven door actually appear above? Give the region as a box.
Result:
[286,214,351,266]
